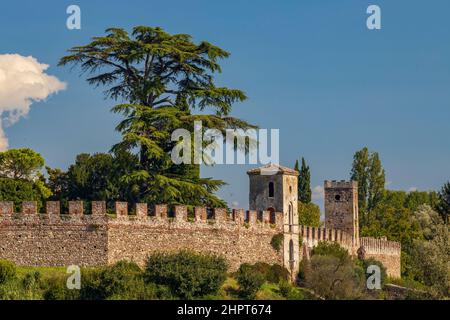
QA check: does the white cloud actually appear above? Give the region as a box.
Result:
[231,201,239,208]
[312,185,324,200]
[0,54,67,150]
[408,187,418,192]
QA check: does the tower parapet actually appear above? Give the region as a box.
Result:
[324,180,359,243]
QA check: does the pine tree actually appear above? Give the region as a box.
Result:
[59,26,256,206]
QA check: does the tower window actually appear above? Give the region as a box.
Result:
[335,194,341,201]
[268,182,274,198]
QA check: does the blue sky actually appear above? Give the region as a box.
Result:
[1,0,449,210]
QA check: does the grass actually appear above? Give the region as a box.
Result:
[205,277,315,300]
[16,266,67,279]
[9,267,316,300]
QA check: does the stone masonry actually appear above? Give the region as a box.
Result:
[0,164,401,279]
[0,201,284,271]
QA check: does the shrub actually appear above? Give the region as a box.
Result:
[0,260,17,284]
[236,262,289,284]
[78,268,104,300]
[0,280,25,300]
[311,242,350,263]
[236,264,265,299]
[22,271,41,292]
[97,261,143,299]
[267,264,290,283]
[297,259,309,285]
[359,258,388,289]
[270,233,283,252]
[305,255,365,300]
[78,261,160,300]
[43,275,80,300]
[278,280,292,298]
[145,251,228,299]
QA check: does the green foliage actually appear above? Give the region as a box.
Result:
[43,276,79,300]
[437,181,450,224]
[145,251,228,299]
[270,233,283,252]
[266,264,290,283]
[410,219,449,298]
[59,26,255,207]
[0,148,44,180]
[311,242,350,263]
[92,261,144,299]
[361,190,442,279]
[350,147,385,226]
[236,264,266,299]
[295,158,312,203]
[278,280,292,298]
[358,258,388,288]
[0,260,17,284]
[306,242,368,299]
[47,151,139,204]
[361,193,449,298]
[0,178,48,211]
[406,190,439,212]
[298,201,320,227]
[350,147,370,217]
[0,149,51,209]
[237,262,289,284]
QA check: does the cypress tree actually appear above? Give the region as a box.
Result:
[296,157,312,203]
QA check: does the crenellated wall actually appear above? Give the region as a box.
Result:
[300,225,356,253]
[0,201,108,266]
[299,224,402,278]
[0,201,285,271]
[360,237,401,278]
[0,200,402,278]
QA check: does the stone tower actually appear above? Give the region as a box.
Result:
[247,164,300,279]
[324,180,359,242]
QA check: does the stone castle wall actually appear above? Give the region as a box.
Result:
[0,200,401,278]
[300,225,401,278]
[0,201,284,271]
[0,201,108,266]
[360,237,401,278]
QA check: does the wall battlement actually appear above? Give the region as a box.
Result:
[0,200,286,271]
[0,201,284,230]
[300,225,355,251]
[299,225,401,278]
[324,180,358,189]
[360,237,401,255]
[0,171,402,279]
